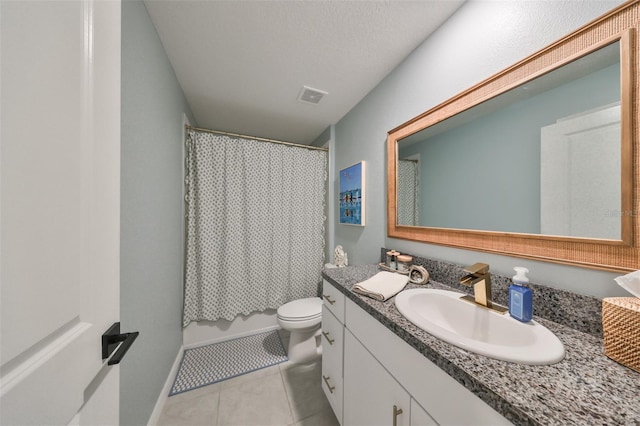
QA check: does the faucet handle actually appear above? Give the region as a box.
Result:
[463,262,489,275]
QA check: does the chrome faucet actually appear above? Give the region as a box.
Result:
[459,263,507,314]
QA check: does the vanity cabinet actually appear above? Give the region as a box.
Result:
[344,298,510,426]
[321,280,345,423]
[322,279,345,322]
[344,329,436,426]
[322,279,509,425]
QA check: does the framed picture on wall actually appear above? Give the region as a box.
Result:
[339,161,365,226]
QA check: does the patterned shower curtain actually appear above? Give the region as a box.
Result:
[397,159,419,226]
[183,129,327,326]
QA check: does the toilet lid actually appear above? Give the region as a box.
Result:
[277,297,322,320]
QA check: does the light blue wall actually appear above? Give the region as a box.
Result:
[334,0,629,298]
[120,1,195,425]
[399,63,620,233]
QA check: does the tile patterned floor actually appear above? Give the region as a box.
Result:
[157,333,339,426]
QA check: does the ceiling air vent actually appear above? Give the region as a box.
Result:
[297,86,328,105]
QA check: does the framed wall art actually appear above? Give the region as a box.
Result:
[339,161,365,226]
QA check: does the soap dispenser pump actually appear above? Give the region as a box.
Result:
[509,267,532,322]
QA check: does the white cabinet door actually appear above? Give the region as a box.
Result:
[344,330,410,426]
[410,399,437,426]
[345,299,510,426]
[1,1,122,424]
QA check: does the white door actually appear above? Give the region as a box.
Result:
[540,103,621,239]
[1,1,122,424]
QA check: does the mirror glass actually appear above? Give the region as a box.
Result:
[397,41,622,240]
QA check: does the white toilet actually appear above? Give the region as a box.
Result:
[277,297,322,363]
[277,264,336,363]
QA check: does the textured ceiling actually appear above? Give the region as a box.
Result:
[144,0,465,144]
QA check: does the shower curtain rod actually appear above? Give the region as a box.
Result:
[186,125,329,152]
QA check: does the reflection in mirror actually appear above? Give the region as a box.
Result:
[397,158,420,226]
[540,102,620,239]
[397,41,621,240]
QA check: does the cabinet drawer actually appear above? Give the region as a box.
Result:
[321,306,343,375]
[322,306,344,423]
[322,279,345,322]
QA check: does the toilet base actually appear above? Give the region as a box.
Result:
[286,326,321,363]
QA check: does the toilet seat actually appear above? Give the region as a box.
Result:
[278,312,322,322]
[277,297,322,321]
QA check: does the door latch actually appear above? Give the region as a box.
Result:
[102,322,139,365]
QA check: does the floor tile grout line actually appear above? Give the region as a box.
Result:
[220,364,282,392]
[279,366,297,424]
[213,386,221,426]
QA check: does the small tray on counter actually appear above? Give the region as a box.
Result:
[377,262,410,275]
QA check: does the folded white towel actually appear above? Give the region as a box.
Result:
[352,271,409,302]
[614,270,640,298]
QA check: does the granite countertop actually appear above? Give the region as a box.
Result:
[322,264,640,426]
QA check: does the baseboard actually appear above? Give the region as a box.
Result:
[147,323,285,424]
[182,310,279,349]
[183,324,281,350]
[147,345,184,426]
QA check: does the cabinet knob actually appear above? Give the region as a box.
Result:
[393,405,404,426]
[322,375,336,394]
[323,294,336,305]
[322,331,335,345]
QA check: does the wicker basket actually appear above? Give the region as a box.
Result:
[602,297,640,373]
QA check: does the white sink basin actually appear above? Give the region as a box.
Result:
[395,288,565,365]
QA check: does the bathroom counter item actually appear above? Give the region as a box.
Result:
[614,270,640,298]
[396,254,413,272]
[322,264,640,426]
[376,262,409,275]
[603,297,640,373]
[509,267,532,322]
[352,271,409,301]
[408,265,429,284]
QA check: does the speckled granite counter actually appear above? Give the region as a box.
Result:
[322,264,640,426]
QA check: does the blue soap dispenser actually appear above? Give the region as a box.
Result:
[509,267,532,322]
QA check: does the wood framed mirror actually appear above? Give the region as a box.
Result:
[387,1,639,272]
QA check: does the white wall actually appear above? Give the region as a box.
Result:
[334,0,629,298]
[120,1,196,424]
[311,126,336,263]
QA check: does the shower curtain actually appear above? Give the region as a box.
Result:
[183,129,327,326]
[397,159,419,226]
